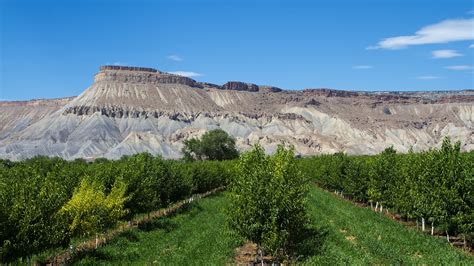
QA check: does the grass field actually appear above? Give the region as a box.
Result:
[72,194,243,265]
[73,187,473,265]
[302,186,473,264]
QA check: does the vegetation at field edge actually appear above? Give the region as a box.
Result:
[302,186,473,264]
[72,193,243,265]
[71,186,473,265]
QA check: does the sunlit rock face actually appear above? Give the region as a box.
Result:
[0,65,472,160]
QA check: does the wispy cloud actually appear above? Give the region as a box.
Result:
[416,75,441,80]
[352,65,373,69]
[431,49,463,59]
[369,18,474,49]
[167,55,183,61]
[470,44,474,48]
[168,71,202,77]
[445,65,473,70]
[105,62,128,66]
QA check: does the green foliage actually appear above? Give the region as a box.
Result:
[1,136,471,263]
[0,153,234,263]
[182,129,239,161]
[73,186,473,265]
[227,144,309,260]
[60,178,128,237]
[118,153,165,216]
[367,146,398,205]
[0,157,84,261]
[300,137,473,245]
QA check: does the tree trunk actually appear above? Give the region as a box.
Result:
[421,217,425,232]
[446,230,450,242]
[431,222,434,235]
[96,233,99,248]
[370,202,373,210]
[375,202,379,212]
[380,204,383,213]
[256,246,264,266]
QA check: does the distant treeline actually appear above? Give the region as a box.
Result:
[299,137,473,245]
[0,154,234,262]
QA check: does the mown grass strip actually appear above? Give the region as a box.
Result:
[71,186,473,265]
[44,187,225,265]
[302,186,474,264]
[72,193,243,265]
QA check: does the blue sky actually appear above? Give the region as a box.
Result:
[1,0,473,100]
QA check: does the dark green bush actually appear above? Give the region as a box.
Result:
[182,129,239,161]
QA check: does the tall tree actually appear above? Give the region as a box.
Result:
[182,129,239,161]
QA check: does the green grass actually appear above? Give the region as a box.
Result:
[302,186,473,265]
[72,187,473,265]
[72,193,243,265]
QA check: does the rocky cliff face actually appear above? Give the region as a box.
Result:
[94,65,203,88]
[0,66,472,160]
[222,81,259,92]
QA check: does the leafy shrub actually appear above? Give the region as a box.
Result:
[227,144,309,261]
[60,178,128,237]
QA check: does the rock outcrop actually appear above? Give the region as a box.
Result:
[222,81,259,92]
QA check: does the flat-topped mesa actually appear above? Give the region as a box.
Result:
[94,65,203,88]
[99,65,159,73]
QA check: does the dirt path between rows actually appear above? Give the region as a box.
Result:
[232,242,277,266]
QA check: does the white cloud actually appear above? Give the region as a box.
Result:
[168,71,202,77]
[445,65,473,70]
[369,18,474,49]
[105,62,127,66]
[431,49,463,58]
[352,65,373,69]
[469,44,474,48]
[416,75,441,80]
[167,55,183,61]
